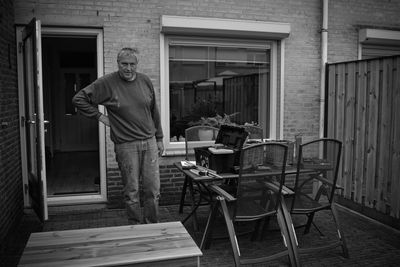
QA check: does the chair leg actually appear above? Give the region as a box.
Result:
[251,218,267,241]
[259,217,272,240]
[278,201,301,267]
[179,175,189,213]
[304,212,315,234]
[200,200,219,250]
[314,183,326,202]
[331,204,349,258]
[219,197,241,267]
[304,184,332,235]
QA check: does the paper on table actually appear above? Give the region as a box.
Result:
[181,160,196,166]
[181,160,197,169]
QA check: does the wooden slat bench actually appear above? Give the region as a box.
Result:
[18,221,202,267]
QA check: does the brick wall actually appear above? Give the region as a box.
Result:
[11,0,400,208]
[0,0,23,248]
[106,164,186,207]
[328,0,400,63]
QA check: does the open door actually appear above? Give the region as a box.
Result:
[18,22,106,209]
[21,18,48,221]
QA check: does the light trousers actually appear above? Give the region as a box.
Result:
[114,136,160,224]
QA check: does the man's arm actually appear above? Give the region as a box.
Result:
[72,86,102,119]
[145,77,164,153]
[72,84,110,126]
[153,101,164,155]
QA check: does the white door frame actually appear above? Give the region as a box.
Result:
[17,25,107,207]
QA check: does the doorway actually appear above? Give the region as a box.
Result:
[17,25,107,215]
[42,36,100,196]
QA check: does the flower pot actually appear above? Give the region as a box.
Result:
[198,129,214,141]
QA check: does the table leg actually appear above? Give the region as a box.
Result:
[179,175,189,214]
[181,178,199,231]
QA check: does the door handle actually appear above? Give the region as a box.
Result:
[26,120,50,125]
[44,120,50,133]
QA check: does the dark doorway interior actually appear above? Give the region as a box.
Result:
[42,36,100,196]
[46,151,99,195]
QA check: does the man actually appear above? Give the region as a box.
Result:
[72,47,164,224]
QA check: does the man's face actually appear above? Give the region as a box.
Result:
[118,54,138,81]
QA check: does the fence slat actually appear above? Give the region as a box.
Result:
[343,63,356,199]
[354,61,367,203]
[390,58,400,218]
[377,58,393,213]
[365,60,381,208]
[336,64,346,188]
[327,65,337,139]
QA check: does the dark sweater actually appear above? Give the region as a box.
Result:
[72,72,163,144]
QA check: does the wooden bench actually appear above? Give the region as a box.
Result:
[18,221,202,266]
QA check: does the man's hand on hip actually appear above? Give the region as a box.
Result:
[99,114,110,126]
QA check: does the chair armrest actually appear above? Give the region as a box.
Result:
[208,184,236,202]
[262,181,295,196]
[314,175,344,191]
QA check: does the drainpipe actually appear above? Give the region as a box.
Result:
[320,0,328,138]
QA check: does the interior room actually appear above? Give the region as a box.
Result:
[42,36,100,196]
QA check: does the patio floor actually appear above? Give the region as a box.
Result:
[2,203,400,266]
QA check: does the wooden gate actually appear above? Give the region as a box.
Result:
[326,55,400,220]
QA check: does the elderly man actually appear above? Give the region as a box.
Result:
[72,47,163,224]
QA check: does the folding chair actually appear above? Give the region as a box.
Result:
[243,125,263,142]
[285,138,349,258]
[201,143,300,266]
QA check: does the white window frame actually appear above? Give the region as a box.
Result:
[159,16,290,155]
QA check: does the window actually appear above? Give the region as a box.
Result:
[160,16,290,154]
[360,44,400,59]
[359,29,400,59]
[169,39,271,141]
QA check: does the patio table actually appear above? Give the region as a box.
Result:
[174,161,322,263]
[18,221,202,267]
[174,161,318,230]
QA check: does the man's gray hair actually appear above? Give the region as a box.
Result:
[117,47,139,62]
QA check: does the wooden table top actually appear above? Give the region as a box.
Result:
[18,221,202,267]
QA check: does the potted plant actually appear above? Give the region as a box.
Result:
[190,98,217,119]
[186,97,239,140]
[192,113,239,128]
[190,113,239,140]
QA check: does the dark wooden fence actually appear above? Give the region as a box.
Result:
[326,55,400,221]
[224,73,260,124]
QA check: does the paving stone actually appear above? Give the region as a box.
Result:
[1,204,400,267]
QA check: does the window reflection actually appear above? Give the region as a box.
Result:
[169,44,270,142]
